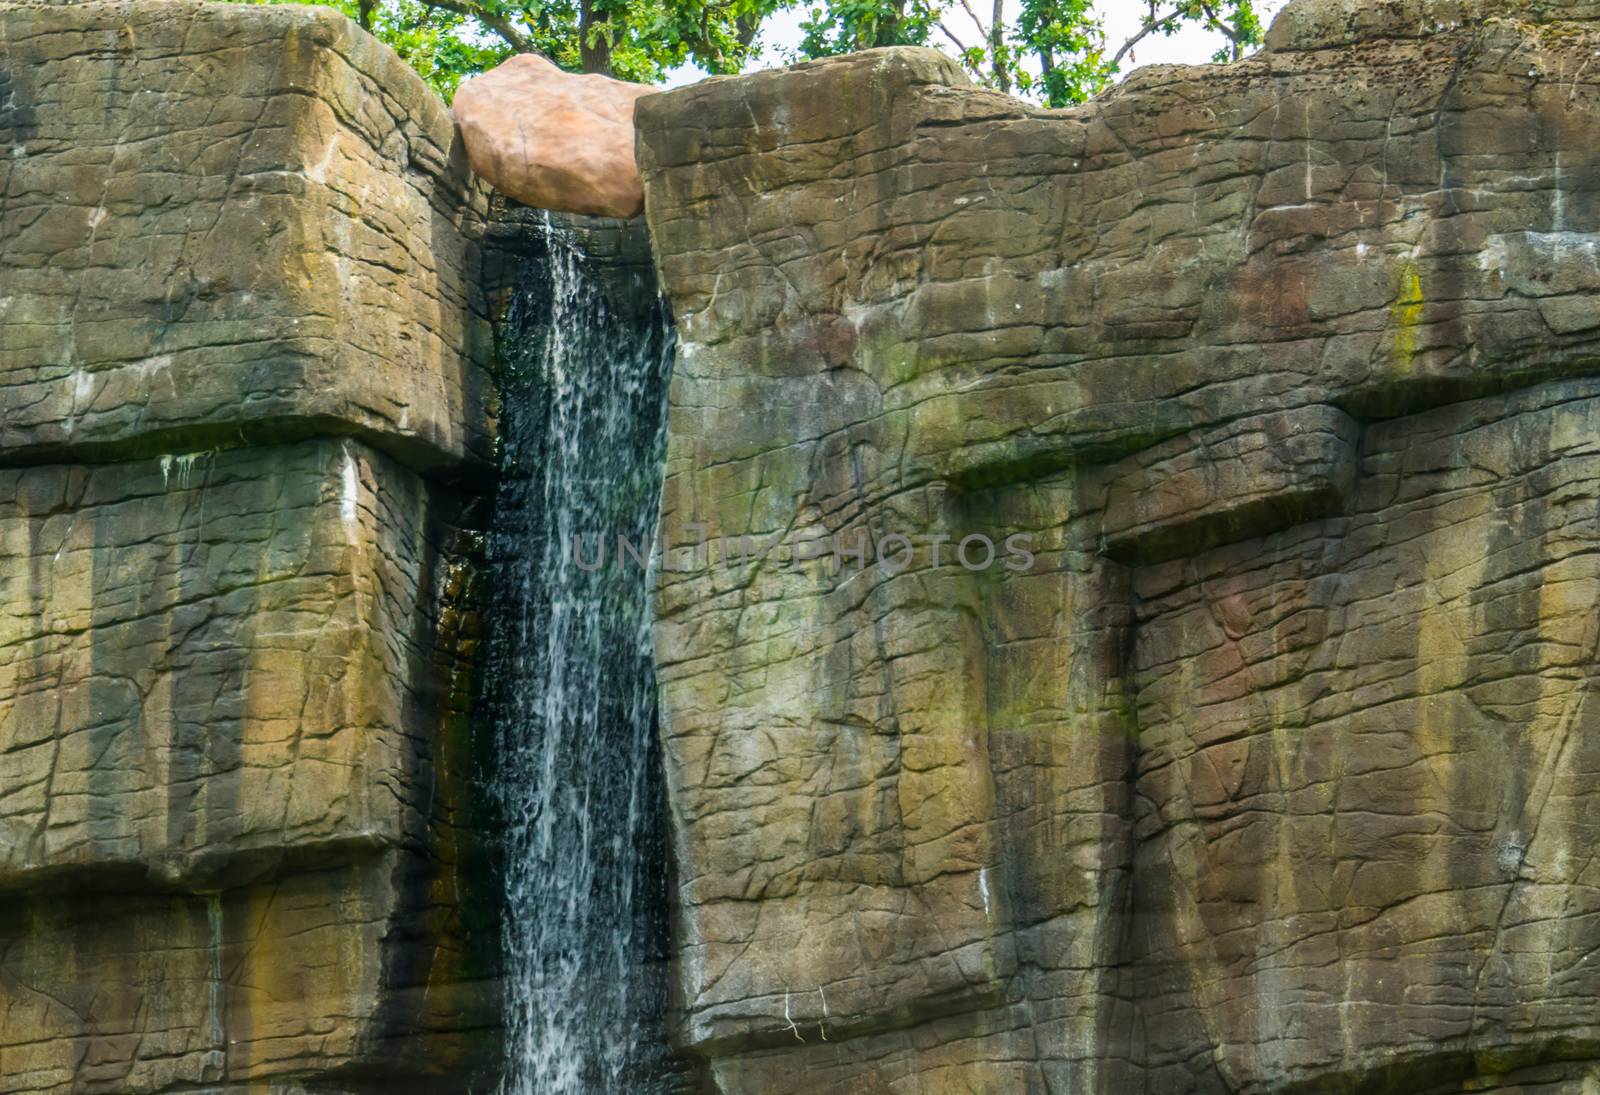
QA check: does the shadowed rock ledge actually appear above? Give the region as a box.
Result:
[638,1,1600,1091]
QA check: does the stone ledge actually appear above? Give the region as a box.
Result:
[0,856,502,1093]
[1266,0,1600,53]
[0,0,494,475]
[0,439,463,892]
[1100,406,1359,562]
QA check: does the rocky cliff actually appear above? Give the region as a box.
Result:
[639,1,1600,1090]
[9,0,1600,1091]
[0,2,499,1090]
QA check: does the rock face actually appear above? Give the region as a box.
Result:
[453,54,658,219]
[0,2,499,1090]
[639,1,1600,1090]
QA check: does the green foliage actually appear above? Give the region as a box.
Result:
[1011,0,1102,104]
[796,0,938,56]
[225,0,1263,106]
[228,0,776,98]
[936,0,1266,106]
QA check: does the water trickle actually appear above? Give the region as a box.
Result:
[482,218,682,1094]
[160,451,210,490]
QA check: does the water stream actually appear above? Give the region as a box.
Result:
[482,218,680,1094]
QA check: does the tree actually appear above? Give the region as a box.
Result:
[917,0,1265,105]
[227,0,1262,105]
[230,0,782,97]
[795,0,939,57]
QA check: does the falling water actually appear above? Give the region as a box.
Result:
[483,218,680,1094]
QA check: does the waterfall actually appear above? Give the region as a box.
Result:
[482,218,681,1094]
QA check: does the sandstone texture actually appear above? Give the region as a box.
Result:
[0,2,498,1090]
[453,54,658,219]
[0,0,494,472]
[639,1,1600,1090]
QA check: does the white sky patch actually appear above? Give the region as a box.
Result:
[663,0,1290,94]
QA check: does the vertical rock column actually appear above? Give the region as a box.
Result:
[0,2,498,1091]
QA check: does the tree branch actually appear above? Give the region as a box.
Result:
[1200,2,1244,42]
[955,0,987,39]
[990,0,1008,91]
[736,12,761,49]
[936,20,974,54]
[424,0,535,53]
[1110,7,1183,70]
[1201,2,1249,60]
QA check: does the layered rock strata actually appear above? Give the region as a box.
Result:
[0,2,498,1090]
[639,1,1600,1090]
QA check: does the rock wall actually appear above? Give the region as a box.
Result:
[639,1,1600,1090]
[0,2,499,1090]
[15,0,1600,1089]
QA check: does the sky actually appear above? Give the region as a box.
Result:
[663,0,1291,92]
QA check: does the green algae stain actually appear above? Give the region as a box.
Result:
[1391,259,1424,369]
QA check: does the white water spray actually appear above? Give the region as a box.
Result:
[484,219,681,1094]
